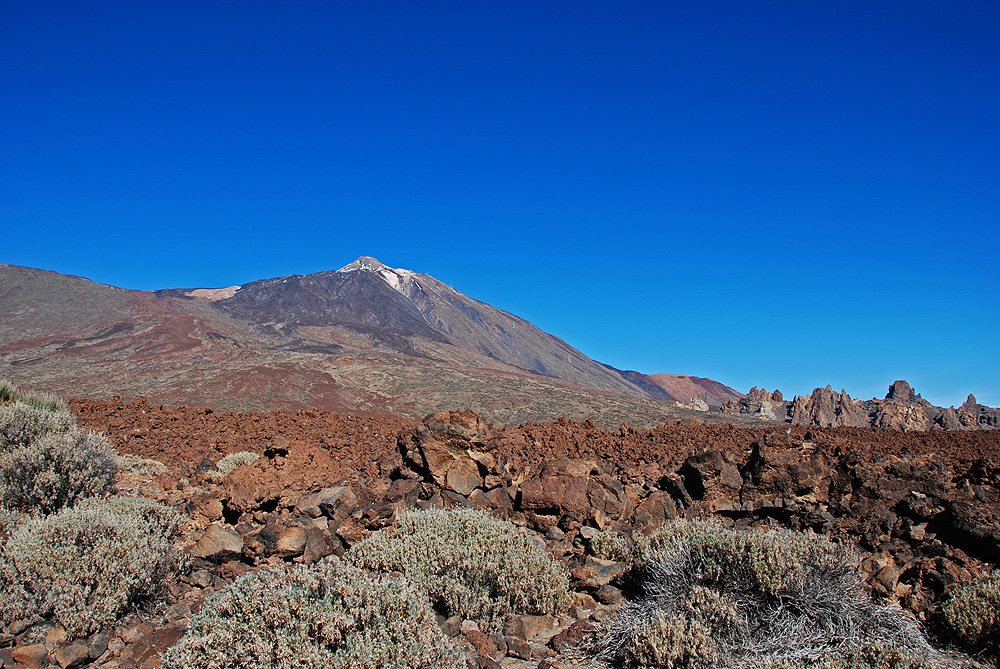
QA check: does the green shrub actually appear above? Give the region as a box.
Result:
[585,519,961,669]
[944,570,1000,648]
[0,378,23,405]
[0,430,118,514]
[216,451,260,477]
[0,379,68,413]
[0,400,77,451]
[348,507,569,633]
[0,495,185,638]
[161,556,463,669]
[589,528,633,562]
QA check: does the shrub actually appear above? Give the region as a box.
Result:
[115,452,168,477]
[0,495,185,638]
[161,556,463,669]
[0,430,118,514]
[0,379,69,413]
[348,507,569,633]
[944,570,1000,648]
[0,506,23,543]
[0,400,77,451]
[585,519,962,669]
[0,378,22,405]
[589,528,633,562]
[216,451,260,477]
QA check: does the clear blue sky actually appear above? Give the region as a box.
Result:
[3,2,998,407]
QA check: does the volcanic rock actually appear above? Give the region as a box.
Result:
[677,450,743,510]
[192,524,244,559]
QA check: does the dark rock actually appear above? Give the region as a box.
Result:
[88,632,108,659]
[548,619,600,653]
[295,486,359,527]
[678,450,742,508]
[594,585,624,605]
[886,380,918,402]
[632,490,678,534]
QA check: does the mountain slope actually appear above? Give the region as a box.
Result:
[214,257,647,397]
[0,259,741,427]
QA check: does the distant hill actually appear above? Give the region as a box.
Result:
[0,259,742,427]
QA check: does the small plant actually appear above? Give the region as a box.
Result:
[0,400,77,451]
[115,452,168,477]
[0,379,69,413]
[589,528,632,562]
[0,378,23,405]
[944,570,1000,649]
[0,429,118,514]
[584,519,963,669]
[348,507,569,633]
[0,506,23,543]
[0,495,186,638]
[216,451,260,477]
[161,556,463,669]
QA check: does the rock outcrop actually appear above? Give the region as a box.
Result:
[791,381,1000,432]
[721,387,788,420]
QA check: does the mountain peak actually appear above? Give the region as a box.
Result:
[338,256,390,273]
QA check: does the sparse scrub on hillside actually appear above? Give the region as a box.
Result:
[0,400,77,451]
[161,556,463,669]
[0,429,118,514]
[347,507,569,633]
[583,519,965,669]
[944,570,1000,650]
[0,495,186,638]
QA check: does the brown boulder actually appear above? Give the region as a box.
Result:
[520,460,625,522]
[191,524,244,559]
[399,411,494,495]
[678,450,742,510]
[294,486,359,527]
[632,490,679,535]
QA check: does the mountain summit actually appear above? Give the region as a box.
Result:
[214,257,649,395]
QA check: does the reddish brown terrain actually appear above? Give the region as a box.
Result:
[59,396,1000,667]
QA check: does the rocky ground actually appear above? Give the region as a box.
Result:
[3,398,999,668]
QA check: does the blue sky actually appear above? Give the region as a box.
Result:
[2,2,998,407]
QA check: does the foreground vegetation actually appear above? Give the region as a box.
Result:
[1,379,997,667]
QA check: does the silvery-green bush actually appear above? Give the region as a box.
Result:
[348,507,569,633]
[585,519,964,669]
[944,570,1000,649]
[114,452,168,477]
[0,378,68,414]
[0,429,118,513]
[161,556,463,669]
[216,451,260,477]
[0,495,185,638]
[0,400,77,451]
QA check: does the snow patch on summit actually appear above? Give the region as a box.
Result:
[337,256,414,294]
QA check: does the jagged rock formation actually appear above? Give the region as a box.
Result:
[724,380,999,432]
[791,380,1000,431]
[721,387,787,420]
